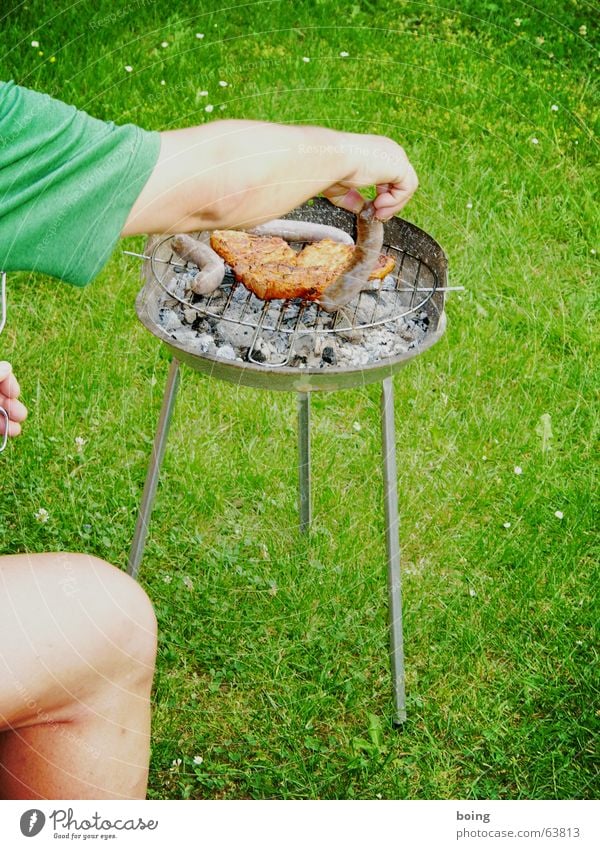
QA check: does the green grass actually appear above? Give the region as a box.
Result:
[1,0,598,799]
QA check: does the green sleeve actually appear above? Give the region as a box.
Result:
[0,80,161,286]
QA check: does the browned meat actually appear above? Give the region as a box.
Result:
[209,230,394,302]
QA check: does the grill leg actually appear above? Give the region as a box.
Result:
[298,392,311,533]
[381,377,407,725]
[127,358,181,579]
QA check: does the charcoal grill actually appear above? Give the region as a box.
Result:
[127,198,450,724]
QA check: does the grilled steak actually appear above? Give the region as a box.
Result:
[209,230,395,302]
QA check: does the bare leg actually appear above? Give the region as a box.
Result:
[0,552,157,799]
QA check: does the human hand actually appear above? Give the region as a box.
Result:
[321,132,418,221]
[0,361,28,439]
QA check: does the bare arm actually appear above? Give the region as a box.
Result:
[121,119,418,236]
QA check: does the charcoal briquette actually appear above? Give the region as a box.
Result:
[322,346,337,364]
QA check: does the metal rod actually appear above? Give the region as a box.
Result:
[282,304,306,366]
[409,286,464,292]
[298,392,311,533]
[381,377,407,725]
[127,358,181,579]
[409,259,422,310]
[222,279,240,315]
[0,407,8,454]
[123,250,184,269]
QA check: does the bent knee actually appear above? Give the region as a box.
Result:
[64,553,158,672]
[0,552,157,720]
[0,552,156,688]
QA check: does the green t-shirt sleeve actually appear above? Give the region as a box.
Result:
[0,80,161,286]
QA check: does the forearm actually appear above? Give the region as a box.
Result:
[122,120,357,235]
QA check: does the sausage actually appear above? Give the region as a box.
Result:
[317,201,384,312]
[171,233,226,295]
[248,220,354,245]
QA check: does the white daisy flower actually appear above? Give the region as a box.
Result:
[339,51,349,57]
[554,510,564,520]
[160,80,166,86]
[503,521,511,529]
[125,65,133,73]
[205,104,214,113]
[161,41,169,48]
[302,57,310,62]
[31,40,39,47]
[193,755,203,765]
[219,80,228,87]
[466,201,473,209]
[551,104,558,111]
[196,33,204,39]
[514,466,523,475]
[35,508,50,524]
[531,137,539,145]
[162,575,172,584]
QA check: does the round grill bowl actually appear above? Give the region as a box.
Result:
[135,198,448,393]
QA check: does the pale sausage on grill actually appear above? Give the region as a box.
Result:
[248,220,354,245]
[170,233,226,295]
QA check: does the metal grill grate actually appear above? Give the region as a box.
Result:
[134,232,442,367]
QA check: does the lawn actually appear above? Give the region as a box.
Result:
[0,0,597,799]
